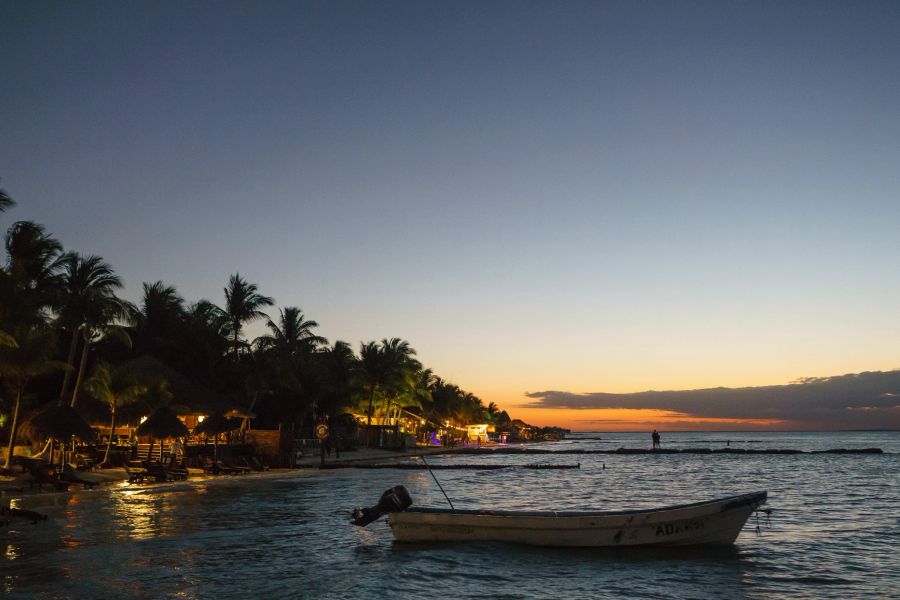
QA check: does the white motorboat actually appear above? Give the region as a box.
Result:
[353,486,767,547]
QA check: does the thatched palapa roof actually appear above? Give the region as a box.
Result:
[19,402,95,443]
[137,406,189,439]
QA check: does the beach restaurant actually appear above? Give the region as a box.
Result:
[88,356,290,466]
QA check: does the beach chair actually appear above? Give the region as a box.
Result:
[63,464,100,489]
[72,453,100,472]
[221,457,252,474]
[125,465,148,483]
[163,455,189,480]
[242,456,270,471]
[13,455,44,474]
[143,460,176,482]
[27,463,70,492]
[200,456,242,475]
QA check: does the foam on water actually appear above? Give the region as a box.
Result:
[2,432,898,599]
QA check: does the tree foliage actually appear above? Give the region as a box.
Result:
[0,198,532,458]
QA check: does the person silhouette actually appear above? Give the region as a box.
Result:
[652,429,661,450]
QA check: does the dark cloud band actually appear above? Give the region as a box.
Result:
[524,370,900,428]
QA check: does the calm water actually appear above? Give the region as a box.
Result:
[2,432,898,599]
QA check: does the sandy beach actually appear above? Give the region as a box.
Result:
[1,444,475,512]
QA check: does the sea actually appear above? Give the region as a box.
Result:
[2,431,898,599]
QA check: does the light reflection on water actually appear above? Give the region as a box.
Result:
[1,432,898,599]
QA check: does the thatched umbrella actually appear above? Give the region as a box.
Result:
[193,411,242,462]
[19,403,95,443]
[19,403,95,467]
[137,407,188,462]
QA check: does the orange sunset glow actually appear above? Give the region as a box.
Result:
[509,408,786,432]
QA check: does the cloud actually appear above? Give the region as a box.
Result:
[523,370,900,429]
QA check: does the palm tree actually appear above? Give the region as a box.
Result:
[56,253,124,400]
[138,377,176,414]
[255,307,327,357]
[381,338,420,376]
[130,281,185,357]
[357,338,419,444]
[2,221,64,326]
[69,295,133,408]
[223,273,273,357]
[252,308,327,420]
[316,341,358,419]
[1,324,68,469]
[429,378,464,425]
[0,182,14,213]
[410,368,435,414]
[455,392,485,426]
[4,221,63,289]
[1,223,64,466]
[485,401,499,424]
[376,340,422,424]
[179,300,229,385]
[358,341,390,431]
[83,361,146,466]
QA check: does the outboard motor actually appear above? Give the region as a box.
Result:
[351,485,413,527]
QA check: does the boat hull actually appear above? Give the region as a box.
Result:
[388,491,766,547]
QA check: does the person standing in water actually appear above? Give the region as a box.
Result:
[652,429,661,449]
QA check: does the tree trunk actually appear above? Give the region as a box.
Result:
[365,383,376,426]
[331,418,340,459]
[147,436,154,463]
[3,383,23,470]
[378,397,394,447]
[365,383,376,447]
[69,336,90,408]
[101,408,116,466]
[60,328,80,400]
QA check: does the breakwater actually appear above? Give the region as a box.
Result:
[314,462,581,470]
[448,446,884,455]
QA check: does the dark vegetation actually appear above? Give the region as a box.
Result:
[0,185,558,465]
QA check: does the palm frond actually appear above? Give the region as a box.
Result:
[0,183,15,213]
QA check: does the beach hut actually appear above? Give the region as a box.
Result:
[465,423,493,444]
[136,406,189,462]
[193,411,242,462]
[18,402,95,467]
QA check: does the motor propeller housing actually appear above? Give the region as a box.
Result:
[351,485,413,527]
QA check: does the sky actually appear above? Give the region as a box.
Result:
[2,1,899,430]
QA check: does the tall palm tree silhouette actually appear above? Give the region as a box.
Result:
[223,273,273,358]
[56,253,125,401]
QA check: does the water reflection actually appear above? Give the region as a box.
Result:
[4,544,18,560]
[1,433,897,599]
[109,486,203,541]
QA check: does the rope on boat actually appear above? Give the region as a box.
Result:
[755,508,773,534]
[420,455,455,512]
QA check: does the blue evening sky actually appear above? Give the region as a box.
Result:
[2,1,899,420]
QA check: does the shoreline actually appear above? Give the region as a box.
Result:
[3,439,889,513]
[0,444,486,511]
